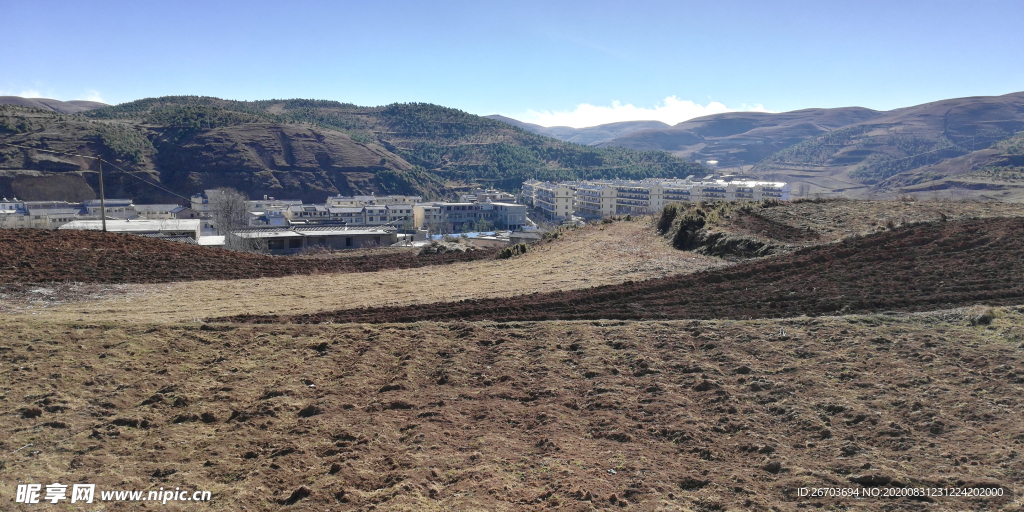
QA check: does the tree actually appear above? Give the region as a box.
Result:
[208,188,264,252]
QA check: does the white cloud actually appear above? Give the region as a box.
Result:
[0,87,106,103]
[0,88,49,99]
[82,90,105,103]
[513,96,773,128]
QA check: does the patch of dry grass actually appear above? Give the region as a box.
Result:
[21,220,727,324]
[746,198,1024,245]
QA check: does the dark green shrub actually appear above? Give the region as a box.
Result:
[497,243,530,259]
[656,204,678,234]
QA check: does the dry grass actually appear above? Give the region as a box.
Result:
[17,220,727,324]
[745,198,1024,245]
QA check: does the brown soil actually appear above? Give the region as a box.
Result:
[0,229,496,284]
[4,201,1024,511]
[2,311,1020,511]
[14,220,724,323]
[224,217,1024,324]
[719,198,1024,248]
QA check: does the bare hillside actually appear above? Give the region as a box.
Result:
[0,96,109,113]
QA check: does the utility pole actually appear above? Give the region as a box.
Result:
[97,157,107,232]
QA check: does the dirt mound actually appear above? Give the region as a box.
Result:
[658,198,1024,260]
[0,229,496,284]
[226,217,1024,324]
[729,208,822,244]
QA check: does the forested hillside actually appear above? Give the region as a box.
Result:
[0,96,706,203]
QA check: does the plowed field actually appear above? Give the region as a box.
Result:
[5,202,1024,511]
[0,229,495,284]
[223,217,1024,324]
[2,312,1021,511]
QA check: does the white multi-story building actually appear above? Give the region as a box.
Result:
[327,194,422,207]
[385,204,414,226]
[481,202,527,230]
[524,178,790,218]
[285,204,331,221]
[364,205,388,226]
[521,179,541,205]
[134,204,184,220]
[248,196,303,212]
[329,207,366,226]
[412,204,444,230]
[83,199,135,219]
[573,183,617,218]
[411,201,526,231]
[459,188,516,203]
[611,181,654,215]
[0,199,29,228]
[523,181,574,219]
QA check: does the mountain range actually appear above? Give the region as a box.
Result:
[491,92,1024,200]
[485,116,671,146]
[3,91,1024,204]
[0,96,109,114]
[0,97,702,203]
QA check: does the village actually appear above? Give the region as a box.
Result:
[0,176,788,254]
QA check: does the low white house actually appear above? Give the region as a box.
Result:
[59,218,213,241]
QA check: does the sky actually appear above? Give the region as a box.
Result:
[2,0,1022,128]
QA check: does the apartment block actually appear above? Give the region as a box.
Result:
[327,194,422,207]
[523,181,574,219]
[525,178,790,218]
[413,204,444,230]
[83,199,135,219]
[412,201,527,231]
[573,183,617,218]
[459,188,516,203]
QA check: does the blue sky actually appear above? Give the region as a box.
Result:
[2,0,1022,127]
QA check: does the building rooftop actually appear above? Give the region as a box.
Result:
[136,233,197,244]
[233,225,396,238]
[134,204,183,212]
[83,199,133,207]
[197,236,225,246]
[59,219,202,232]
[27,207,84,216]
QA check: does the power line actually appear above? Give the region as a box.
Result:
[0,141,192,202]
[93,155,193,202]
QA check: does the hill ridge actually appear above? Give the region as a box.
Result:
[0,97,705,203]
[492,92,1024,200]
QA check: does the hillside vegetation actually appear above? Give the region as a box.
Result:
[0,96,706,203]
[496,92,1024,201]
